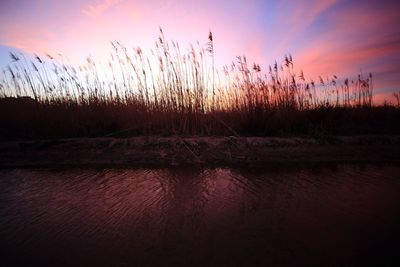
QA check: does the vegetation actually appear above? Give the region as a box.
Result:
[0,29,399,140]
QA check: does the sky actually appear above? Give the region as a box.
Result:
[0,0,399,103]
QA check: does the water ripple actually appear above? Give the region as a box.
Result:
[0,164,399,266]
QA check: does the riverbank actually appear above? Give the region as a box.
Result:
[0,135,399,168]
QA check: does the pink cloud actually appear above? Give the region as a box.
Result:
[268,0,340,55]
[83,0,123,17]
[0,23,56,55]
[373,91,398,105]
[289,1,400,100]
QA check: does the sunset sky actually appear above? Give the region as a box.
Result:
[1,0,399,102]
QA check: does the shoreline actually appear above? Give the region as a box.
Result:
[1,135,399,168]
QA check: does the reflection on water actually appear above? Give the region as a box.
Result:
[0,164,399,266]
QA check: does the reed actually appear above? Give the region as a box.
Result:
[0,29,398,140]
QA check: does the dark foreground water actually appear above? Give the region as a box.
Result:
[0,164,399,266]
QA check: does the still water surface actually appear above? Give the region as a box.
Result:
[0,164,399,266]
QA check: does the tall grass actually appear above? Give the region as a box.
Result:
[0,29,398,140]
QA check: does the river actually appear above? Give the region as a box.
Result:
[0,164,399,266]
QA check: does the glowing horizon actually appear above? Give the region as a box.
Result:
[1,0,399,103]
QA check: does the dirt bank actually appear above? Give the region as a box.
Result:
[0,136,399,168]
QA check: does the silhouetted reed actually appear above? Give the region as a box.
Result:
[0,29,398,140]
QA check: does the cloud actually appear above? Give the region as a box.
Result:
[289,0,400,98]
[290,0,339,29]
[83,0,122,17]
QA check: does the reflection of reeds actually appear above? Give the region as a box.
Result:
[0,30,398,139]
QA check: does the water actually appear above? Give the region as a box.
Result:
[0,164,399,266]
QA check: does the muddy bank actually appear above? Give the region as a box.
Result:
[0,136,399,168]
